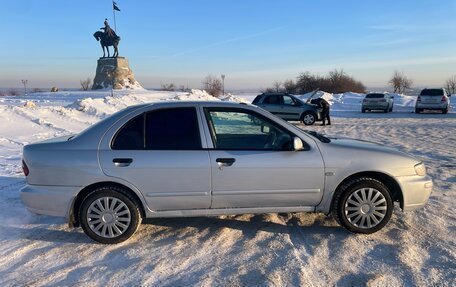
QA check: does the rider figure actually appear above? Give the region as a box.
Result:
[101,18,117,38]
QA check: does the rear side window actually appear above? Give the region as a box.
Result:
[365,94,384,98]
[252,95,262,104]
[145,108,201,150]
[420,89,443,96]
[264,95,283,105]
[112,115,144,150]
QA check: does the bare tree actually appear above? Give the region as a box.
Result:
[272,81,282,92]
[389,71,413,93]
[445,75,456,95]
[161,83,176,91]
[80,78,92,91]
[202,75,223,97]
[283,79,296,94]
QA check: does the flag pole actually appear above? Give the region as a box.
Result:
[112,1,117,32]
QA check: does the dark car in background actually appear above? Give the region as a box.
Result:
[252,93,322,125]
[415,88,450,114]
[362,93,394,113]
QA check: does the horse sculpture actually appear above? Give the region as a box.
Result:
[93,31,121,58]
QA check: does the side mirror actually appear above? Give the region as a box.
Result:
[261,125,270,133]
[293,137,304,151]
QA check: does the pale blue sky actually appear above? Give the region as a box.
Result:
[0,0,455,90]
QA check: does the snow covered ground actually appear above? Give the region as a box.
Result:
[0,89,455,286]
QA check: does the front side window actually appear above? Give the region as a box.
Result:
[145,108,201,150]
[283,96,297,106]
[205,108,293,150]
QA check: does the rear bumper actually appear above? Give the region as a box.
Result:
[396,175,433,211]
[362,104,389,110]
[416,103,448,110]
[20,184,79,218]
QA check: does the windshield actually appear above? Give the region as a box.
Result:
[420,89,443,96]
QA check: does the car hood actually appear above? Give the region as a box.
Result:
[327,137,419,161]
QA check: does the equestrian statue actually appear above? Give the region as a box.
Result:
[93,19,120,58]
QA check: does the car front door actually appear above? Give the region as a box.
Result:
[202,107,325,209]
[99,107,211,211]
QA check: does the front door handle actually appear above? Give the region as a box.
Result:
[216,158,236,167]
[113,158,133,167]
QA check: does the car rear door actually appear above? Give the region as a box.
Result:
[201,106,325,209]
[99,106,211,211]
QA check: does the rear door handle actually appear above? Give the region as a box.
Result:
[113,158,133,167]
[216,158,236,167]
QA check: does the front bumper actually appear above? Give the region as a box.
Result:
[20,184,79,218]
[396,175,433,211]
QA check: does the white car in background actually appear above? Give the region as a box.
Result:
[415,88,450,114]
[362,93,394,113]
[20,101,433,244]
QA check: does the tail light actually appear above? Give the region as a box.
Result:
[441,96,447,102]
[417,96,421,102]
[22,160,29,176]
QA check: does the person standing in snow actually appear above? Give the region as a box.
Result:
[311,97,331,126]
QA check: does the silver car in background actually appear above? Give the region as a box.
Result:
[21,101,432,244]
[252,93,323,125]
[362,93,394,113]
[415,88,450,114]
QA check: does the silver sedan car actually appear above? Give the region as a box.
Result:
[21,101,433,244]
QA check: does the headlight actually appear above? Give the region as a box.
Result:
[414,162,426,176]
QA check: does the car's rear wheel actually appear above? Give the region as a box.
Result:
[301,112,316,125]
[80,186,141,244]
[332,177,393,234]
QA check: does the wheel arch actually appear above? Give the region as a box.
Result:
[69,181,146,227]
[331,171,404,210]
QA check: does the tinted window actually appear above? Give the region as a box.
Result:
[252,95,262,104]
[145,108,201,150]
[365,94,384,98]
[112,115,144,150]
[420,89,443,96]
[264,95,283,105]
[205,108,294,151]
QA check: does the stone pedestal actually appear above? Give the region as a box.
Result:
[92,57,142,90]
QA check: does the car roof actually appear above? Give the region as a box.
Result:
[142,100,253,108]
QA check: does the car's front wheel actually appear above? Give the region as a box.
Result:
[332,177,393,234]
[79,186,142,244]
[301,112,316,125]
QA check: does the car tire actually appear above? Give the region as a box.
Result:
[442,108,448,114]
[301,112,316,125]
[361,109,366,113]
[384,108,388,113]
[331,177,393,234]
[390,106,393,112]
[79,186,142,244]
[415,108,421,114]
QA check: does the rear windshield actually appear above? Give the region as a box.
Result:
[420,89,443,96]
[365,94,384,98]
